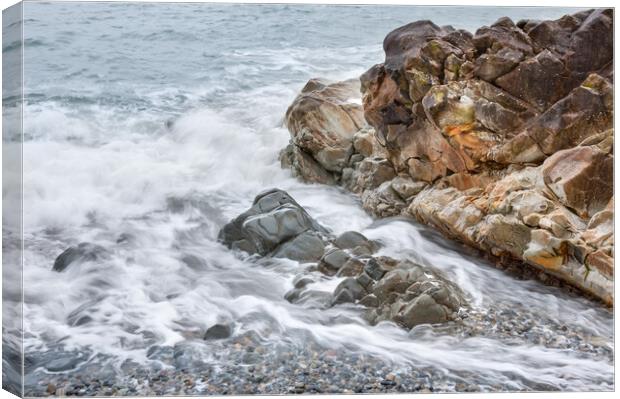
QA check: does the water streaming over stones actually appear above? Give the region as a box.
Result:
[2,2,612,395]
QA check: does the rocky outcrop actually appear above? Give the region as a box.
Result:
[219,189,466,329]
[281,9,613,304]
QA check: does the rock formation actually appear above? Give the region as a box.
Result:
[217,189,329,256]
[219,189,466,329]
[281,9,613,304]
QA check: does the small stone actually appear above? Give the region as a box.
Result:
[332,277,366,305]
[181,254,207,270]
[359,294,379,308]
[319,249,350,274]
[337,258,365,277]
[331,288,356,305]
[204,323,233,340]
[284,288,302,303]
[293,276,314,289]
[390,177,427,200]
[334,231,370,250]
[52,242,108,272]
[47,383,57,395]
[364,258,387,280]
[356,272,374,290]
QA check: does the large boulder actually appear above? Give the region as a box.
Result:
[218,189,328,256]
[284,79,366,174]
[494,49,575,111]
[281,79,388,188]
[406,160,613,304]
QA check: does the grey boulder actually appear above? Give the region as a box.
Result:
[218,188,328,256]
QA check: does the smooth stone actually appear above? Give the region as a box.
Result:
[284,288,302,303]
[43,352,88,372]
[218,189,327,256]
[272,231,326,262]
[332,277,366,305]
[52,242,108,272]
[334,231,371,250]
[204,323,233,340]
[359,294,379,308]
[181,254,207,270]
[398,294,450,328]
[293,276,314,289]
[319,249,350,273]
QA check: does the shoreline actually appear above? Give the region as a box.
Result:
[25,293,613,396]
